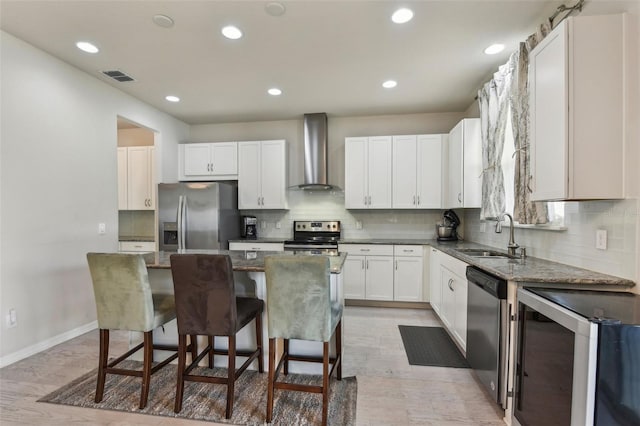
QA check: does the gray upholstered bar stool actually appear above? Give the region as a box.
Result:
[86,252,185,409]
[170,253,264,419]
[265,255,343,426]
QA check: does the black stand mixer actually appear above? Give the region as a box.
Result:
[436,209,460,241]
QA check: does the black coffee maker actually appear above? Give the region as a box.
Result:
[436,209,460,241]
[241,216,257,239]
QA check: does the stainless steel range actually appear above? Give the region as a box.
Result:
[283,220,341,255]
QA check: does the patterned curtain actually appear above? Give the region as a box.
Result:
[478,63,511,220]
[510,23,551,224]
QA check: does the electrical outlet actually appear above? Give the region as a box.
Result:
[98,223,106,235]
[355,221,362,230]
[596,229,607,250]
[275,221,281,229]
[6,308,17,328]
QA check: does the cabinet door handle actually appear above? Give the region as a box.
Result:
[458,193,462,203]
[395,260,398,270]
[261,196,264,205]
[360,248,370,252]
[417,195,420,205]
[368,195,372,205]
[403,249,412,253]
[361,260,365,269]
[366,260,369,269]
[448,278,454,291]
[413,195,416,205]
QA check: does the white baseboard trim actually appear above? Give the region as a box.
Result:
[0,320,98,368]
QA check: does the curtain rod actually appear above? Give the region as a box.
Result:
[549,0,586,28]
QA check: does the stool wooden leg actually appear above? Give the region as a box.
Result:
[283,338,289,375]
[322,341,330,426]
[190,334,198,362]
[336,319,342,380]
[255,314,264,373]
[95,329,109,403]
[225,335,236,419]
[174,334,187,413]
[266,338,276,423]
[140,331,153,409]
[208,336,214,368]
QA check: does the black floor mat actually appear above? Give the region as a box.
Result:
[398,325,469,368]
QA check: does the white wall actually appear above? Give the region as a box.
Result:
[0,31,189,366]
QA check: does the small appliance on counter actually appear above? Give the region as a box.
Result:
[436,209,460,241]
[241,215,258,239]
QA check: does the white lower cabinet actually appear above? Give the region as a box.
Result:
[393,245,424,302]
[340,244,424,302]
[430,248,468,351]
[228,242,284,252]
[340,244,394,300]
[429,247,442,314]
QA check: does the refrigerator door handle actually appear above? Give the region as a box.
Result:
[180,195,187,249]
[177,195,184,250]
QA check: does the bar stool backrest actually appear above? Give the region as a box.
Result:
[86,252,154,332]
[170,254,238,336]
[265,255,332,342]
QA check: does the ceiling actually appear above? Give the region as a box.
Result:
[0,1,634,125]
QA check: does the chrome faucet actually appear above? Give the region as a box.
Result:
[495,213,519,257]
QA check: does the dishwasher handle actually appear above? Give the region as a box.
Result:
[466,266,507,299]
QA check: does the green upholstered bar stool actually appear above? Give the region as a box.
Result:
[265,255,343,426]
[86,252,185,409]
[169,254,264,419]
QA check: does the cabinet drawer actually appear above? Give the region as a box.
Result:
[394,245,423,257]
[438,252,468,278]
[229,242,284,252]
[119,241,155,252]
[338,244,393,256]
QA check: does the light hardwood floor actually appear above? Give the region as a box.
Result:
[0,306,505,425]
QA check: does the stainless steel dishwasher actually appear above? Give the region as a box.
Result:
[466,266,508,408]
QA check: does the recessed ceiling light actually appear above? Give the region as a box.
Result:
[265,2,286,17]
[165,95,180,103]
[382,80,398,89]
[221,25,243,40]
[268,88,282,96]
[76,41,99,54]
[391,8,414,24]
[484,43,505,55]
[152,14,174,28]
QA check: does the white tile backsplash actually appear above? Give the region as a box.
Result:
[463,199,638,280]
[242,189,445,240]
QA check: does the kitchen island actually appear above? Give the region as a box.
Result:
[139,250,346,374]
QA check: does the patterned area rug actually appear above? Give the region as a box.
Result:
[38,360,357,425]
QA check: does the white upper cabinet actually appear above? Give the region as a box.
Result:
[117,147,128,210]
[529,14,625,201]
[238,140,287,210]
[345,136,392,209]
[446,118,481,209]
[127,146,155,210]
[393,134,445,209]
[179,142,238,181]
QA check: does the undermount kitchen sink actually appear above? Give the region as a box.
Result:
[456,248,514,259]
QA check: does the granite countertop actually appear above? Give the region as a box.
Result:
[177,238,634,287]
[144,250,347,274]
[228,238,290,243]
[430,240,635,287]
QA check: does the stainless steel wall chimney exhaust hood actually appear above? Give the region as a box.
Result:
[296,112,340,190]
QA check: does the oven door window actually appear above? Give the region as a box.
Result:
[515,302,575,426]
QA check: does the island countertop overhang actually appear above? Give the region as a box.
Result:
[143,250,347,274]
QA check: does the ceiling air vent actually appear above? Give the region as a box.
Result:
[101,70,135,82]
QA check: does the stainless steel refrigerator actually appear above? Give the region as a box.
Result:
[157,182,240,251]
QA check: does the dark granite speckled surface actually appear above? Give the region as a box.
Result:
[144,250,346,274]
